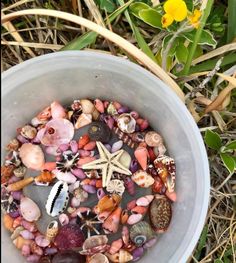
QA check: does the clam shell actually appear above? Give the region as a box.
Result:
[119,151,131,169]
[144,131,163,147]
[130,221,154,247]
[20,197,41,222]
[117,113,136,134]
[149,195,172,232]
[45,181,69,217]
[19,143,45,170]
[131,170,154,188]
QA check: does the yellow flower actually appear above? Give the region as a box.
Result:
[161,0,188,28]
[188,9,202,28]
[162,13,174,28]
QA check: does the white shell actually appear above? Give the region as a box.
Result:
[53,169,77,184]
[20,197,41,222]
[45,181,69,217]
[117,113,136,134]
[106,179,125,196]
[131,170,154,188]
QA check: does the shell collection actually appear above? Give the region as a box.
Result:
[1,99,176,263]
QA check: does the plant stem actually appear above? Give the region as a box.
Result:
[182,0,214,76]
[161,23,190,71]
[227,0,236,43]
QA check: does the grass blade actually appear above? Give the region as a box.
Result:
[194,226,208,260]
[62,0,134,51]
[182,0,214,75]
[117,0,157,62]
[227,0,236,43]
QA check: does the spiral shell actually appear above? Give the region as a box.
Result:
[46,221,58,241]
[88,122,111,143]
[144,131,163,147]
[117,113,136,134]
[90,253,109,263]
[130,221,154,247]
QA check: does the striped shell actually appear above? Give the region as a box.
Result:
[131,170,154,188]
[45,181,69,217]
[130,221,154,247]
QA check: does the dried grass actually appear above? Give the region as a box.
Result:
[1,1,235,262]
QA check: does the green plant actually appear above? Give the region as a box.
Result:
[204,129,236,174]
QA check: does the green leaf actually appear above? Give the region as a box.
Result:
[61,32,97,51]
[194,226,208,260]
[220,153,236,174]
[214,260,224,263]
[183,29,217,47]
[175,41,189,63]
[162,35,179,57]
[185,0,193,11]
[224,140,236,151]
[99,0,116,13]
[192,44,203,59]
[139,9,162,29]
[227,0,236,43]
[204,130,222,150]
[117,0,157,62]
[129,2,150,18]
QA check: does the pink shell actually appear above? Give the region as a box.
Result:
[136,195,154,206]
[21,244,31,256]
[51,101,66,119]
[39,119,74,147]
[53,169,77,184]
[19,143,45,170]
[94,99,105,113]
[20,230,35,240]
[127,214,142,225]
[20,197,41,222]
[59,213,70,226]
[35,235,50,247]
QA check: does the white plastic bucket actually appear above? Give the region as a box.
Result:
[1,51,210,263]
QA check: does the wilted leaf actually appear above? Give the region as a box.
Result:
[129,2,150,18]
[220,153,236,173]
[139,8,162,29]
[204,130,222,150]
[205,83,235,113]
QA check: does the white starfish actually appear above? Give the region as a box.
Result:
[82,141,131,187]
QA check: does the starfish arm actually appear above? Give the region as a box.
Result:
[110,149,124,160]
[112,159,132,175]
[82,158,107,170]
[97,141,111,160]
[102,163,108,187]
[105,166,113,187]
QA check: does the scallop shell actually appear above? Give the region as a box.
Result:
[149,195,172,232]
[46,221,58,241]
[130,221,154,247]
[131,170,154,188]
[106,180,125,196]
[45,181,69,217]
[117,114,136,134]
[144,131,163,147]
[20,197,41,222]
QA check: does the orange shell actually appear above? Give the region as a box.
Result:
[7,177,34,192]
[3,214,14,232]
[1,165,14,184]
[134,145,148,170]
[120,209,129,224]
[42,162,56,171]
[131,206,148,215]
[102,207,122,234]
[78,134,90,149]
[95,179,103,188]
[36,106,51,121]
[97,194,121,213]
[35,171,55,183]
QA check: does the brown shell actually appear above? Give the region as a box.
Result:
[97,194,121,213]
[149,195,172,232]
[46,221,58,241]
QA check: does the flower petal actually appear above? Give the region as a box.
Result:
[161,13,174,28]
[164,0,187,22]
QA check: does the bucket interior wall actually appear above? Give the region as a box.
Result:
[1,51,209,263]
